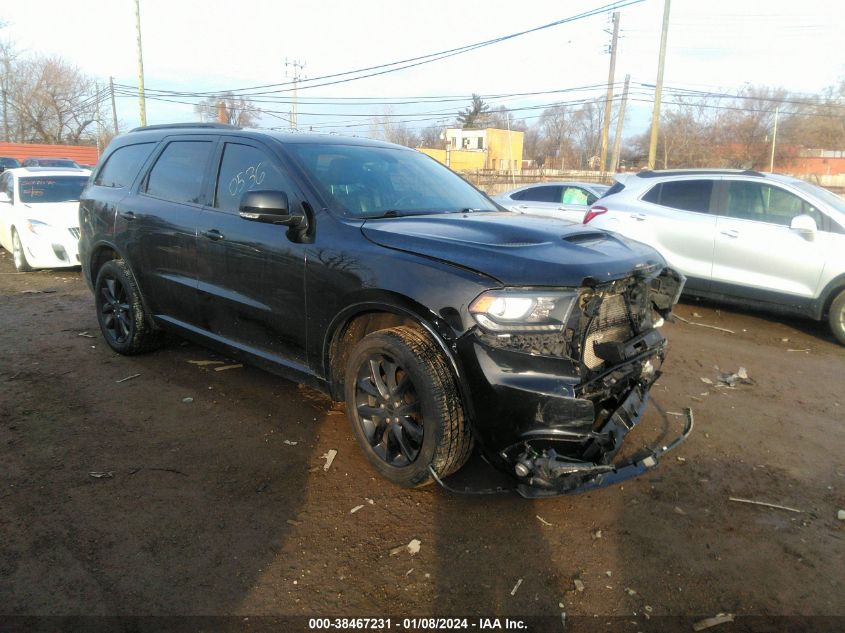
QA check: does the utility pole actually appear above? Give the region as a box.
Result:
[599,11,620,175]
[610,74,630,174]
[134,0,147,127]
[109,76,119,135]
[769,106,779,172]
[285,58,305,130]
[647,0,671,169]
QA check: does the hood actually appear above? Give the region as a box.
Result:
[21,201,80,228]
[361,212,664,286]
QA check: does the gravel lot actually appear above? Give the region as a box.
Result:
[1,247,843,631]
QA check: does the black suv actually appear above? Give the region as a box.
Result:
[79,123,689,497]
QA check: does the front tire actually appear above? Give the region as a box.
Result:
[344,326,473,487]
[829,290,845,346]
[94,259,162,354]
[11,230,33,272]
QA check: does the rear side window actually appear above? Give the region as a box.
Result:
[520,185,562,203]
[643,180,713,213]
[95,143,155,188]
[145,141,213,205]
[561,186,592,205]
[601,181,625,198]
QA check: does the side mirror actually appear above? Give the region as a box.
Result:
[0,192,10,204]
[239,190,304,227]
[790,214,817,240]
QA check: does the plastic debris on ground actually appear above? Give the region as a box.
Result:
[692,613,734,631]
[214,364,244,371]
[389,538,421,556]
[321,449,337,471]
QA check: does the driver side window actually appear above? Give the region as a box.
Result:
[214,143,291,214]
[723,181,823,227]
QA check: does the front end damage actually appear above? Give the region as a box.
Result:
[459,266,691,497]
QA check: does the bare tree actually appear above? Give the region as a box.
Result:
[418,124,444,148]
[369,108,420,147]
[8,55,101,144]
[194,92,260,127]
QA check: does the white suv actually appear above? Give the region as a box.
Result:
[584,169,845,344]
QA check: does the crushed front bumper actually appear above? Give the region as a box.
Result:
[513,396,694,499]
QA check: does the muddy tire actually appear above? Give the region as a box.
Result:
[94,259,162,355]
[12,230,33,272]
[344,326,473,487]
[829,290,845,346]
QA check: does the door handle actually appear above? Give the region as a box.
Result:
[630,213,647,221]
[720,229,739,238]
[118,210,136,221]
[201,229,225,241]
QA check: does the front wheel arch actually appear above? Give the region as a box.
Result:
[324,302,473,418]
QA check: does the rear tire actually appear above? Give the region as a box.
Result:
[11,230,33,272]
[94,259,163,354]
[344,326,473,487]
[829,290,845,346]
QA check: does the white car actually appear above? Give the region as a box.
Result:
[494,181,609,223]
[0,167,91,271]
[584,169,845,344]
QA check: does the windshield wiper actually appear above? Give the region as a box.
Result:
[364,210,402,219]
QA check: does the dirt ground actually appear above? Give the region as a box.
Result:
[1,247,843,632]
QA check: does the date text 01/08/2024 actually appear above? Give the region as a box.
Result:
[308,618,529,630]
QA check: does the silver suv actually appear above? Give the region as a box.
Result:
[584,169,845,344]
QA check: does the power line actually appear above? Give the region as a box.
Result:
[113,0,644,98]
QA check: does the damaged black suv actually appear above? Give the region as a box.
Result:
[79,123,689,497]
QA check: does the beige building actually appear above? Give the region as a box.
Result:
[418,127,524,172]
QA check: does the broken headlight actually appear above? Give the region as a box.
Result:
[469,288,578,333]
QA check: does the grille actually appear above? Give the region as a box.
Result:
[582,293,634,370]
[68,227,81,239]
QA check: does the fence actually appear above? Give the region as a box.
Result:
[461,169,614,196]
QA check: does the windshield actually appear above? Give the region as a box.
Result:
[287,143,497,218]
[791,180,845,216]
[19,176,89,203]
[0,157,20,168]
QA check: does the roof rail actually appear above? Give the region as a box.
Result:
[636,168,765,178]
[128,122,240,133]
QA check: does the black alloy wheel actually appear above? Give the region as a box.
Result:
[354,353,424,467]
[99,274,133,345]
[94,259,162,355]
[344,326,473,487]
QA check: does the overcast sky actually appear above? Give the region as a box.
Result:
[3,0,844,136]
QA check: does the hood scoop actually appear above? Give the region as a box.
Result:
[563,231,608,244]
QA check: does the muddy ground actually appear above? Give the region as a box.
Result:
[1,247,843,632]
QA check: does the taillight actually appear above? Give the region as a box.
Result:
[583,206,608,224]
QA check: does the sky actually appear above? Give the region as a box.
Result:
[2,0,844,138]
